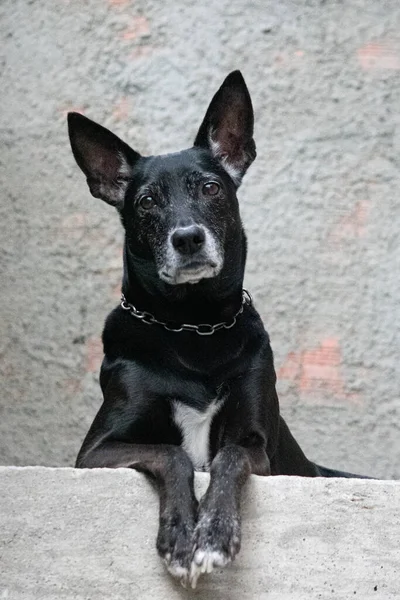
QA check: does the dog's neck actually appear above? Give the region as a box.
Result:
[121,236,247,325]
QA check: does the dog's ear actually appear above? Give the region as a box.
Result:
[68,113,140,208]
[194,71,256,184]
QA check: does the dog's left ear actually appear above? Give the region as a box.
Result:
[194,70,256,185]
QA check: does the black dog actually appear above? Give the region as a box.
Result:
[68,71,368,588]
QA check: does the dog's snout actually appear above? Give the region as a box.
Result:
[172,226,205,256]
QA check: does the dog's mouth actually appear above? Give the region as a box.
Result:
[158,226,224,285]
[160,261,221,285]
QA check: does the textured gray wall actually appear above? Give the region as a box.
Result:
[1,0,399,477]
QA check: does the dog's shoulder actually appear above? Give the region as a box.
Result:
[101,305,179,365]
[102,305,141,356]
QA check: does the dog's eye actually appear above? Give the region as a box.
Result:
[202,182,220,196]
[139,195,156,210]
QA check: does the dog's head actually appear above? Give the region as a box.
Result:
[68,71,256,287]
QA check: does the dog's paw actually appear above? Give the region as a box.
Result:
[189,507,241,589]
[157,510,195,587]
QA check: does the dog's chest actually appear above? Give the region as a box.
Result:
[172,398,223,471]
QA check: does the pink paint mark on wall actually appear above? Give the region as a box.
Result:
[330,200,370,243]
[58,213,88,241]
[278,338,360,404]
[121,16,150,40]
[112,97,130,121]
[62,378,83,395]
[278,351,299,381]
[112,282,122,300]
[84,337,104,373]
[273,50,306,68]
[299,338,344,395]
[108,0,130,6]
[129,45,155,60]
[59,106,85,118]
[357,42,400,70]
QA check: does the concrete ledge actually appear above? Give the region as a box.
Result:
[0,468,399,599]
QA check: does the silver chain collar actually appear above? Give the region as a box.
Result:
[120,289,252,336]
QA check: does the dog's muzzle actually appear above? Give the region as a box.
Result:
[159,225,223,285]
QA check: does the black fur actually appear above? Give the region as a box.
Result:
[68,71,370,588]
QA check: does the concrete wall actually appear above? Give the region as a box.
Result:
[1,468,399,599]
[1,0,399,476]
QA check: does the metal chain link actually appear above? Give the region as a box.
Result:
[120,289,252,335]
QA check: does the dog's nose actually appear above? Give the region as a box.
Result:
[172,226,205,255]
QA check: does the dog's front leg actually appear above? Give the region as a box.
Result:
[78,440,198,585]
[190,443,269,587]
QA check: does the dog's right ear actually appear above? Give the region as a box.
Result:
[67,113,140,208]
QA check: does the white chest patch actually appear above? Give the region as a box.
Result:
[172,399,223,471]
